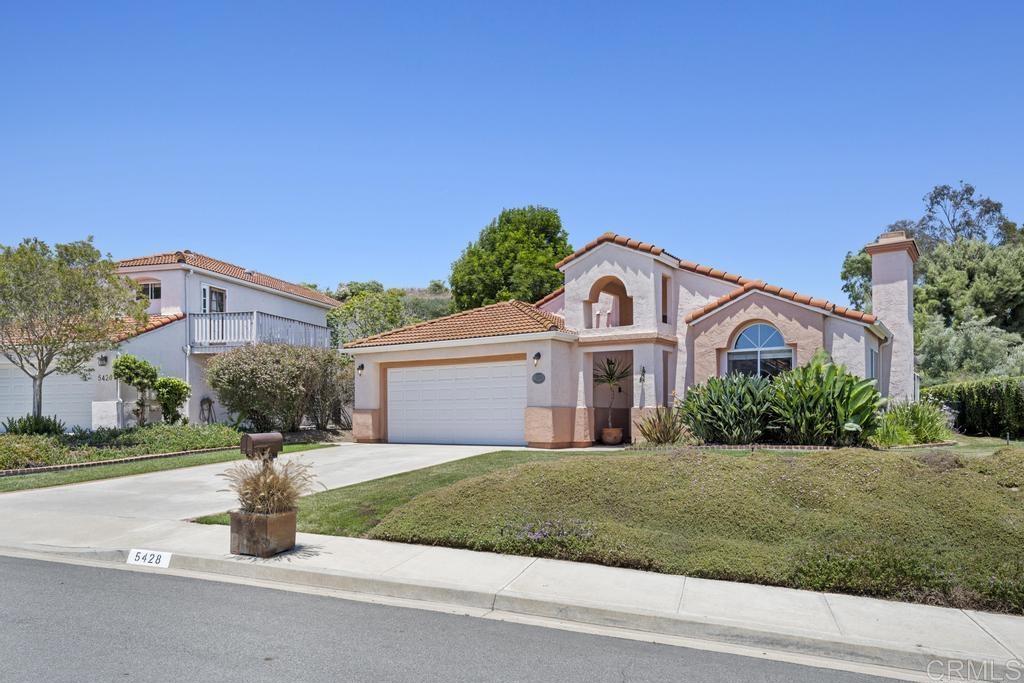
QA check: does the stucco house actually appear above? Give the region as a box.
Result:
[0,250,337,430]
[346,230,918,447]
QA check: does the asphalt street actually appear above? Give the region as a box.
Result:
[0,556,902,682]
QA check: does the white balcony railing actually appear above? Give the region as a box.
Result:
[190,312,331,351]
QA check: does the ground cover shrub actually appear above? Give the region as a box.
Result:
[0,434,70,469]
[770,352,883,446]
[1,414,67,436]
[366,448,1024,612]
[678,374,773,444]
[923,376,1024,438]
[635,406,692,445]
[0,423,240,470]
[871,400,952,447]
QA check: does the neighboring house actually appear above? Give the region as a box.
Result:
[0,250,337,430]
[345,230,917,447]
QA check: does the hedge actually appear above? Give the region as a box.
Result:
[922,377,1024,437]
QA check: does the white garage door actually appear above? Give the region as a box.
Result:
[387,360,527,446]
[0,360,96,430]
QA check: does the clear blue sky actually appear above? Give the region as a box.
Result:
[1,2,1021,306]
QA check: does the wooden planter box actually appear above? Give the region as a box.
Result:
[229,509,297,558]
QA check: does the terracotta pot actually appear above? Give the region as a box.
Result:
[601,427,624,445]
[230,509,297,558]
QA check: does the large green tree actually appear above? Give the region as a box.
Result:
[0,237,146,417]
[449,206,573,311]
[916,239,1024,334]
[840,183,1014,312]
[328,288,407,346]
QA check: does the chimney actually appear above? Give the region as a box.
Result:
[865,230,919,401]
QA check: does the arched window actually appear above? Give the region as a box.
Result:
[584,276,634,329]
[727,323,793,378]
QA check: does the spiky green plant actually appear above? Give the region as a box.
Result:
[593,358,632,428]
[770,351,883,446]
[635,406,692,445]
[679,374,774,444]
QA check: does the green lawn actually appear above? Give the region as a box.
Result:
[196,435,1024,613]
[0,443,331,493]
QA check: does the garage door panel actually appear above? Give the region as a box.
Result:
[387,360,526,446]
[0,360,95,430]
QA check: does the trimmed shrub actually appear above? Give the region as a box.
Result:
[1,414,67,436]
[679,374,773,444]
[113,354,159,426]
[770,352,883,447]
[207,344,351,431]
[871,400,951,448]
[154,377,191,425]
[922,376,1024,437]
[207,344,309,431]
[635,406,692,446]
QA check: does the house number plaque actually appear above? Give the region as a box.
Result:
[531,372,546,384]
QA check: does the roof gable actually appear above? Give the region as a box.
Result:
[344,300,568,348]
[685,280,876,325]
[118,251,339,308]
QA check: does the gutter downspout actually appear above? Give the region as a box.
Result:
[183,268,193,422]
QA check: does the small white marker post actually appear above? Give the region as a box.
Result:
[126,549,172,569]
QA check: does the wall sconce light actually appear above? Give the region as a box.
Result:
[533,352,542,367]
[639,366,646,384]
[357,363,364,377]
[97,355,109,367]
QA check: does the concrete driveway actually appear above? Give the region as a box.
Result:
[0,442,499,522]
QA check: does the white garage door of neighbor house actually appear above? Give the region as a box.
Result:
[0,360,95,430]
[387,360,527,446]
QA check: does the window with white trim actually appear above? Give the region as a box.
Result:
[867,348,879,380]
[138,281,161,300]
[726,323,793,378]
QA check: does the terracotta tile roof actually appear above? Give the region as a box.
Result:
[118,251,340,307]
[115,312,187,342]
[534,286,564,307]
[3,313,186,345]
[555,232,679,269]
[560,231,875,326]
[344,300,570,348]
[684,280,877,325]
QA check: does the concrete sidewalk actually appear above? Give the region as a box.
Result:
[5,517,1022,681]
[1,442,1022,680]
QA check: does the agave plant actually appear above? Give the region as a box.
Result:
[770,351,884,446]
[678,373,774,444]
[593,357,632,428]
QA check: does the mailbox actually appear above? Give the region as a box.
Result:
[240,432,284,463]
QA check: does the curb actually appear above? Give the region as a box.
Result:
[16,544,1018,680]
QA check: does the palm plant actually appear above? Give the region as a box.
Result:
[593,358,632,428]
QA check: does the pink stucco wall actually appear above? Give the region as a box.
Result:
[686,291,826,384]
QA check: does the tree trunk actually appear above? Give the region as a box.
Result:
[32,375,43,418]
[607,387,615,428]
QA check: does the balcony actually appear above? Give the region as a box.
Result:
[190,312,332,352]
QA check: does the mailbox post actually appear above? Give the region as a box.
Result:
[240,432,284,464]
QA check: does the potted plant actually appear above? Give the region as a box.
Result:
[594,357,632,445]
[222,459,318,557]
